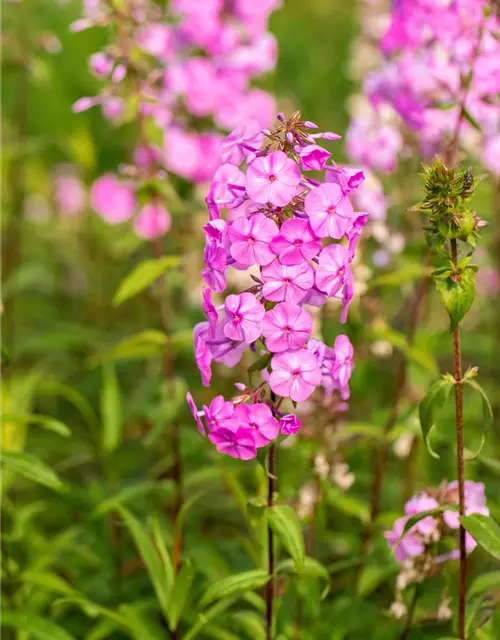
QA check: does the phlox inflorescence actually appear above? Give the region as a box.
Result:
[187,112,368,461]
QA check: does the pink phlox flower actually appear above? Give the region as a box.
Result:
[204,219,227,244]
[234,403,280,447]
[223,292,265,344]
[325,162,365,194]
[443,481,489,531]
[262,302,312,353]
[211,164,247,206]
[269,349,322,402]
[228,212,279,266]
[299,144,331,171]
[346,213,369,261]
[208,426,257,460]
[270,219,321,266]
[221,119,264,165]
[385,516,425,563]
[186,391,206,435]
[304,183,354,239]
[202,243,227,292]
[279,413,302,435]
[202,288,219,335]
[203,395,235,432]
[246,150,301,206]
[315,244,352,298]
[193,322,213,387]
[208,320,246,368]
[404,493,440,536]
[261,259,314,304]
[331,334,354,399]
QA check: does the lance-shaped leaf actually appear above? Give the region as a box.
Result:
[101,362,122,453]
[267,504,305,570]
[199,569,269,609]
[434,266,476,330]
[463,378,493,460]
[276,557,331,598]
[395,505,458,543]
[1,611,76,640]
[467,571,500,599]
[419,378,455,458]
[168,559,195,631]
[113,256,180,307]
[460,514,500,562]
[1,451,65,491]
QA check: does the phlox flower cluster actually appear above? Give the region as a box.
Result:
[186,113,368,461]
[73,0,280,240]
[385,481,488,572]
[346,0,500,174]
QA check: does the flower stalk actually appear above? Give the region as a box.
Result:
[266,443,276,640]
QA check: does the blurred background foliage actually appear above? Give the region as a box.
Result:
[1,1,500,639]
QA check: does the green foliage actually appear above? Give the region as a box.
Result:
[433,263,477,330]
[460,515,500,562]
[268,504,305,570]
[419,377,455,458]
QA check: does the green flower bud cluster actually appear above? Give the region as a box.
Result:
[419,158,485,245]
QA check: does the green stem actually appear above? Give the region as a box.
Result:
[266,444,276,640]
[450,238,467,639]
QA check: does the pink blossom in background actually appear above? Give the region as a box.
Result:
[54,173,86,216]
[90,174,135,224]
[133,203,171,239]
[386,481,489,565]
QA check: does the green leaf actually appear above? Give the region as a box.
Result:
[1,612,76,640]
[199,569,269,609]
[460,514,500,562]
[434,266,476,330]
[1,451,64,491]
[268,504,305,570]
[112,256,180,307]
[368,263,431,289]
[150,515,175,601]
[184,597,238,640]
[357,564,398,597]
[395,505,458,542]
[116,507,169,616]
[325,484,369,524]
[248,352,272,378]
[461,106,482,133]
[419,378,455,458]
[468,572,500,599]
[463,379,493,459]
[2,412,70,437]
[94,480,174,515]
[168,559,195,630]
[101,362,122,453]
[276,557,330,598]
[229,611,265,640]
[88,330,168,367]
